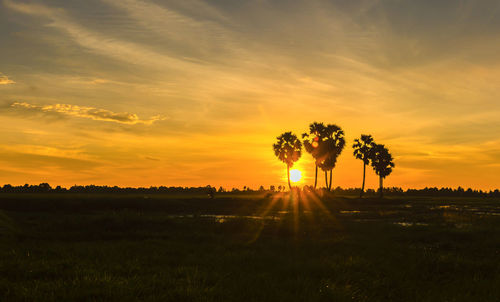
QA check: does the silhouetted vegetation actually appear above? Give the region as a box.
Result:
[353,134,375,198]
[302,122,326,189]
[370,144,395,198]
[1,183,499,197]
[273,132,302,190]
[320,124,346,191]
[288,122,398,193]
[0,183,220,195]
[300,123,346,191]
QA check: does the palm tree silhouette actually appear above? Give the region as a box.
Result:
[353,134,375,198]
[273,132,302,190]
[302,122,326,189]
[370,144,395,198]
[318,124,345,191]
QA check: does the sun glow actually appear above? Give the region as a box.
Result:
[290,169,302,183]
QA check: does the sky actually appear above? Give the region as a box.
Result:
[1,0,500,190]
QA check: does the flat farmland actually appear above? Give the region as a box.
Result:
[1,192,499,301]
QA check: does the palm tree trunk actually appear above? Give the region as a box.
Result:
[360,163,366,198]
[314,165,318,189]
[379,176,383,198]
[324,171,328,190]
[287,165,291,191]
[328,170,333,191]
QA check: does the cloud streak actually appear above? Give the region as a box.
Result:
[2,0,202,73]
[0,74,15,85]
[11,102,165,125]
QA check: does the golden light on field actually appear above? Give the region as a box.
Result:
[290,169,302,183]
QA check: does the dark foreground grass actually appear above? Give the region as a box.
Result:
[0,193,499,301]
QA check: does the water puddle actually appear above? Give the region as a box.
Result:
[430,205,460,211]
[394,222,429,227]
[339,210,361,214]
[473,211,500,216]
[166,214,194,219]
[429,204,500,216]
[353,219,379,222]
[199,214,280,223]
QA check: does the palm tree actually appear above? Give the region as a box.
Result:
[273,132,302,190]
[353,134,375,198]
[302,122,326,189]
[370,144,395,198]
[318,124,345,191]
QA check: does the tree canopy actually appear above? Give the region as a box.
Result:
[273,132,302,168]
[370,144,395,178]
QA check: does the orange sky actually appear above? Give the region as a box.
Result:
[1,0,500,190]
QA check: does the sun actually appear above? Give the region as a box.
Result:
[289,169,302,183]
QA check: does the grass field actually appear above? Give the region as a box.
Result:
[1,192,499,301]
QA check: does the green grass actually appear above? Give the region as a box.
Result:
[1,193,499,301]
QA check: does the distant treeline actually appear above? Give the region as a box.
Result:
[329,186,500,198]
[0,183,499,198]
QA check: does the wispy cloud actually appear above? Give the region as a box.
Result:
[3,0,201,73]
[0,73,15,85]
[100,0,234,55]
[11,102,165,125]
